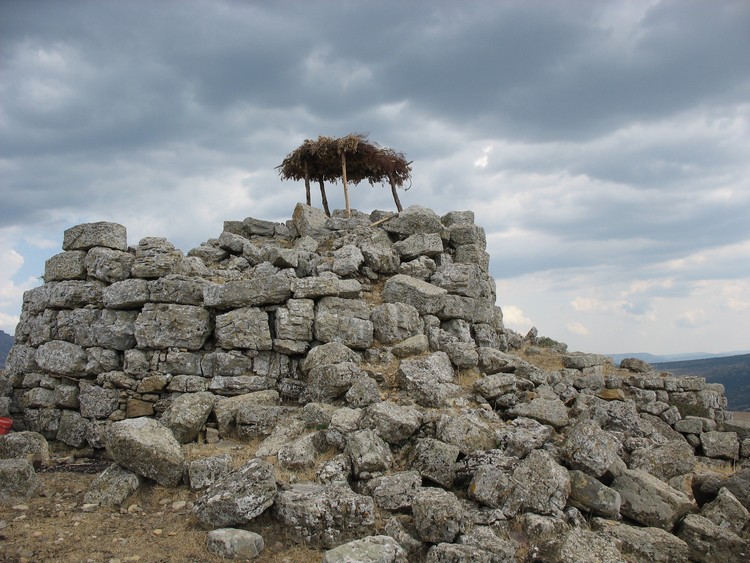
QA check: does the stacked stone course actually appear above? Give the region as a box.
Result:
[2,204,749,561]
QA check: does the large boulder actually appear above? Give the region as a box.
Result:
[83,463,142,507]
[134,303,210,350]
[0,431,50,465]
[397,351,459,407]
[412,488,464,544]
[193,459,278,528]
[504,449,570,517]
[105,417,185,487]
[382,274,447,315]
[63,221,128,251]
[592,518,689,563]
[160,392,215,443]
[0,459,41,504]
[323,536,407,563]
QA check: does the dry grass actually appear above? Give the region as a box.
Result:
[456,367,483,391]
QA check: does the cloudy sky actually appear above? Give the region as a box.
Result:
[1,0,749,356]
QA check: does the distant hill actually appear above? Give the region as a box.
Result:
[653,354,750,411]
[609,351,750,364]
[0,329,13,369]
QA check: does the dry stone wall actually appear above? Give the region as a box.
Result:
[2,203,750,561]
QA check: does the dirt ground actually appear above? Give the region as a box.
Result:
[0,442,324,563]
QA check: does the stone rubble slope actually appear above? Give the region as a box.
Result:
[1,203,749,561]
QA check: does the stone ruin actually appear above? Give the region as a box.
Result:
[1,203,750,561]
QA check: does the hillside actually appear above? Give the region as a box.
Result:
[0,329,13,369]
[655,353,750,411]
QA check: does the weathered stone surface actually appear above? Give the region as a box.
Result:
[457,526,515,562]
[409,438,460,488]
[292,203,331,239]
[0,431,50,465]
[592,518,689,563]
[332,244,365,276]
[467,464,512,509]
[474,373,517,401]
[361,401,421,445]
[35,340,87,376]
[215,307,272,350]
[436,413,496,455]
[134,303,210,350]
[106,417,185,487]
[92,309,138,350]
[540,527,626,563]
[275,298,315,341]
[567,469,621,518]
[425,543,492,563]
[362,471,422,512]
[371,302,422,345]
[560,419,626,478]
[629,440,697,481]
[700,431,739,460]
[0,458,41,504]
[278,432,325,469]
[207,529,265,560]
[508,397,569,429]
[79,384,120,419]
[383,205,443,236]
[382,274,447,315]
[611,468,695,530]
[323,536,407,563]
[147,275,206,305]
[188,454,232,490]
[392,334,429,358]
[345,429,393,478]
[44,250,87,281]
[292,275,362,299]
[56,409,90,447]
[345,375,381,408]
[273,482,375,548]
[63,222,128,251]
[504,449,570,517]
[83,463,142,507]
[361,242,400,274]
[430,263,484,298]
[306,362,364,402]
[700,486,749,535]
[314,297,373,349]
[131,237,183,278]
[203,274,292,309]
[412,487,463,544]
[213,390,280,437]
[496,417,555,459]
[393,232,443,260]
[103,278,150,309]
[397,351,459,407]
[193,459,277,528]
[85,247,134,283]
[677,513,749,563]
[160,392,215,443]
[563,353,610,370]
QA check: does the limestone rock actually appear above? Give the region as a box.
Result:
[560,419,626,478]
[215,307,272,350]
[382,274,447,315]
[371,302,423,345]
[508,397,569,429]
[63,222,128,252]
[362,471,422,512]
[85,247,134,283]
[409,438,460,488]
[382,205,443,236]
[273,482,375,548]
[425,543,492,562]
[83,463,142,507]
[35,340,87,376]
[323,536,407,563]
[700,431,739,460]
[345,429,393,478]
[188,454,232,490]
[611,468,695,531]
[193,459,277,528]
[134,303,210,350]
[397,351,459,407]
[0,431,50,465]
[567,469,621,518]
[332,244,364,276]
[496,417,554,459]
[160,392,215,443]
[361,402,421,445]
[677,513,749,563]
[203,274,292,309]
[592,517,690,563]
[628,440,697,481]
[700,486,749,535]
[131,237,183,278]
[504,449,570,517]
[106,417,185,487]
[0,458,42,505]
[412,488,463,544]
[207,529,265,560]
[44,250,87,282]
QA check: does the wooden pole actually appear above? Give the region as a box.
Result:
[318,178,331,217]
[341,152,351,218]
[304,162,311,206]
[388,173,403,212]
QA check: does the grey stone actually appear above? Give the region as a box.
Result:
[292,275,362,299]
[425,543,492,562]
[508,397,570,429]
[323,536,407,563]
[700,431,739,460]
[677,513,749,563]
[44,251,87,281]
[63,221,128,251]
[629,440,697,481]
[410,438,460,488]
[273,482,376,548]
[382,205,444,236]
[504,449,570,517]
[85,247,134,283]
[592,518,690,563]
[35,340,87,376]
[345,429,393,478]
[371,302,423,345]
[382,274,447,315]
[474,373,517,401]
[620,357,652,373]
[467,465,512,509]
[307,362,365,402]
[188,454,232,490]
[215,307,272,351]
[436,413,496,455]
[700,486,749,535]
[193,458,277,528]
[540,527,626,563]
[563,353,610,370]
[131,237,183,278]
[275,299,315,341]
[398,256,437,280]
[560,419,626,477]
[147,275,206,305]
[292,203,331,239]
[106,417,185,487]
[103,278,150,309]
[360,243,400,274]
[496,417,555,459]
[207,529,265,560]
[345,376,381,408]
[611,468,696,530]
[430,263,484,298]
[362,471,422,511]
[134,303,210,350]
[332,244,365,276]
[0,431,50,465]
[567,469,621,518]
[393,232,443,260]
[83,463,142,507]
[314,297,373,350]
[397,351,459,407]
[160,392,215,443]
[278,432,326,469]
[79,384,120,419]
[361,402,421,445]
[56,409,89,447]
[0,459,41,505]
[412,487,463,544]
[213,390,280,437]
[457,526,516,563]
[203,273,292,308]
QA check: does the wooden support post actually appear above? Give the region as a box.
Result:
[341,152,351,218]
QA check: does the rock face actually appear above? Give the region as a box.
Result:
[1,204,745,559]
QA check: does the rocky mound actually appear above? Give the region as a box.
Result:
[1,204,749,562]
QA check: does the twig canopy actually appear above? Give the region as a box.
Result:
[277,134,412,217]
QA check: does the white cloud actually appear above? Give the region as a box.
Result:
[566,322,590,336]
[501,305,533,332]
[0,238,39,333]
[673,309,706,329]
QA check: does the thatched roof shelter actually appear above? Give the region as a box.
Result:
[277,133,411,216]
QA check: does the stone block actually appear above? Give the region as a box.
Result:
[63,222,128,251]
